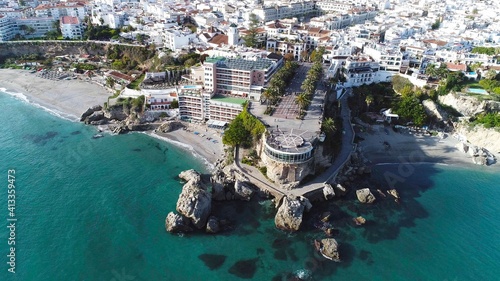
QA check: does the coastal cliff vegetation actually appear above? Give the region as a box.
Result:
[222,103,265,148]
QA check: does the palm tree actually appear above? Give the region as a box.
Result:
[295,93,311,114]
[365,94,374,112]
[321,117,337,134]
[425,64,438,78]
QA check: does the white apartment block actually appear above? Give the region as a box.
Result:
[163,29,196,51]
[60,16,83,39]
[364,44,405,73]
[16,17,56,39]
[34,3,86,20]
[253,1,315,23]
[0,15,16,41]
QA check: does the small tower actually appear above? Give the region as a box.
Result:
[228,23,239,46]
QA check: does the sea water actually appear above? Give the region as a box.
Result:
[0,91,499,281]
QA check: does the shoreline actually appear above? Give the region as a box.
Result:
[356,124,495,169]
[0,68,222,168]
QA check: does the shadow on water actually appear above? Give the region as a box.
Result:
[198,254,227,270]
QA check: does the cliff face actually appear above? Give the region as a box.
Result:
[454,123,500,154]
[439,92,500,117]
[0,42,107,62]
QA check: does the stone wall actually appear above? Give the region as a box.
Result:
[261,152,315,186]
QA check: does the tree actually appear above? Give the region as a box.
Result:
[106,77,115,88]
[321,117,336,134]
[283,53,294,61]
[170,100,179,109]
[425,64,438,78]
[365,94,374,112]
[295,93,311,113]
[431,19,441,30]
[243,13,260,48]
[484,69,498,80]
[45,30,59,40]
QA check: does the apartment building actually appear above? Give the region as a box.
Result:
[163,29,196,51]
[341,55,380,87]
[364,44,405,73]
[178,87,212,121]
[60,16,82,39]
[203,55,283,100]
[253,1,315,23]
[34,3,86,20]
[16,17,55,39]
[0,15,16,41]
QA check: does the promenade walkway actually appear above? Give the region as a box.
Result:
[235,87,356,200]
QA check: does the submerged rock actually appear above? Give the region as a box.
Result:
[165,212,192,233]
[228,258,258,279]
[274,196,310,232]
[356,188,376,204]
[198,254,227,270]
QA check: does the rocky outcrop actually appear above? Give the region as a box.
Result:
[456,142,469,153]
[104,106,128,121]
[179,169,201,183]
[387,189,399,199]
[155,121,185,133]
[176,172,211,229]
[356,188,376,204]
[206,216,220,234]
[439,92,500,117]
[422,99,448,121]
[319,238,340,262]
[165,212,193,233]
[233,180,254,201]
[274,196,311,232]
[459,127,500,155]
[323,183,335,200]
[80,105,102,121]
[334,183,347,196]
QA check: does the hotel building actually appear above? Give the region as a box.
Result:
[203,55,283,101]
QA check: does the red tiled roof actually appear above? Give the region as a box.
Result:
[61,16,79,25]
[445,63,466,71]
[108,71,134,82]
[208,34,228,46]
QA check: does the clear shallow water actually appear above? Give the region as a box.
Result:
[0,91,499,281]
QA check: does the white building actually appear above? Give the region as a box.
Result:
[0,15,16,42]
[60,16,82,39]
[34,3,86,20]
[163,29,196,51]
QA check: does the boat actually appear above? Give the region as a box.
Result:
[92,134,104,139]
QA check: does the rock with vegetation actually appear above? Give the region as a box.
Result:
[422,99,448,121]
[176,171,211,229]
[165,212,193,233]
[274,196,310,232]
[104,106,128,121]
[356,188,376,204]
[439,93,500,117]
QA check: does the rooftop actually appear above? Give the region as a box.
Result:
[61,16,79,25]
[210,95,246,105]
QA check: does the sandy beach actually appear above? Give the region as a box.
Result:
[357,124,480,167]
[153,123,225,166]
[0,68,225,167]
[0,69,111,119]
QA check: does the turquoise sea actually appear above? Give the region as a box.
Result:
[1,90,500,281]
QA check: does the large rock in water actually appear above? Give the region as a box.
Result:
[356,188,376,204]
[179,169,201,183]
[274,196,310,232]
[80,105,102,121]
[165,212,192,233]
[176,178,212,229]
[206,216,220,234]
[234,180,254,201]
[320,238,340,262]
